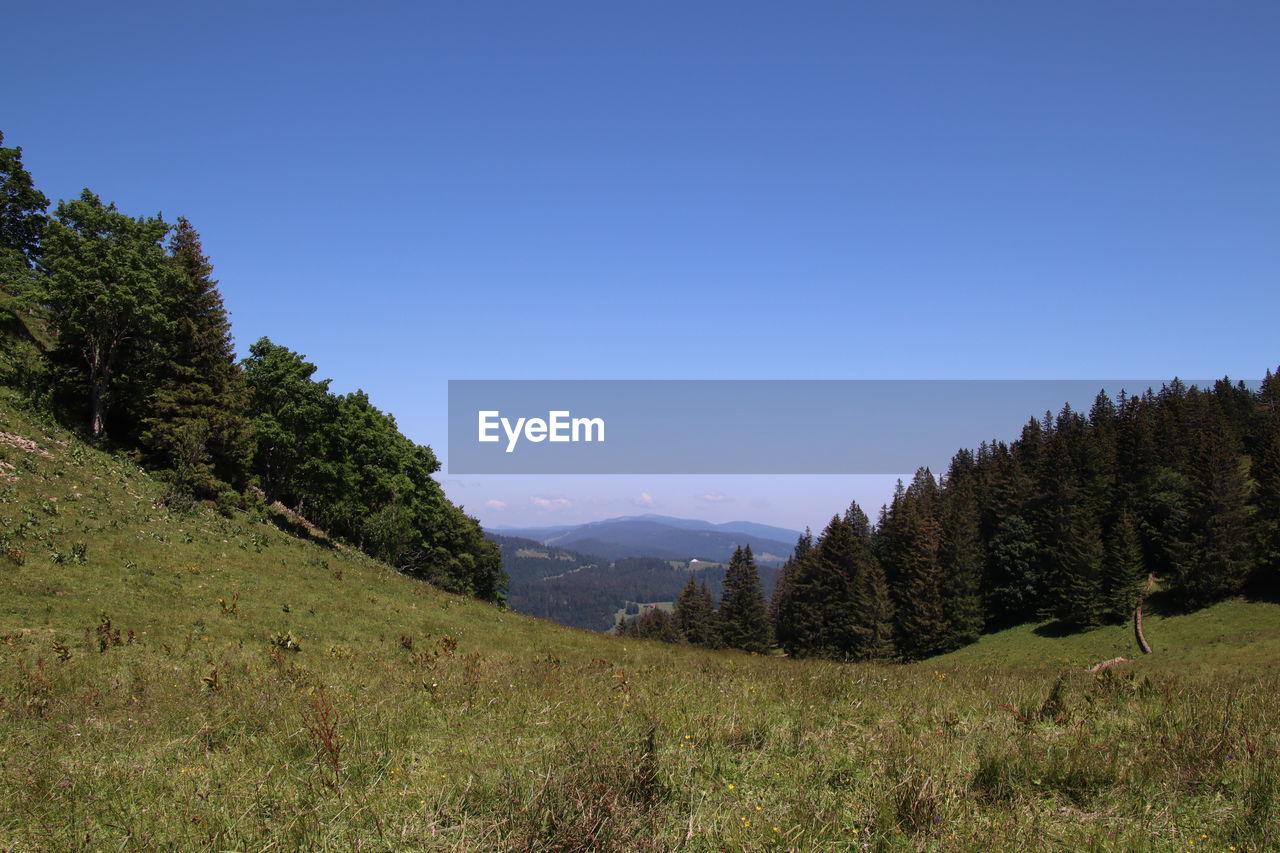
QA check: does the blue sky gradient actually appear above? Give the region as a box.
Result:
[6,1,1278,529]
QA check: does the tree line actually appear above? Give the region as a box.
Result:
[0,131,504,602]
[626,376,1280,660]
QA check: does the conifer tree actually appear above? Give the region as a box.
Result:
[139,218,251,494]
[1251,370,1280,594]
[631,607,681,642]
[717,545,771,653]
[768,528,811,642]
[939,476,984,646]
[674,576,716,646]
[849,550,895,660]
[1103,513,1146,621]
[777,515,855,658]
[1168,421,1255,607]
[1055,504,1106,628]
[984,513,1038,628]
[888,489,948,660]
[879,470,952,660]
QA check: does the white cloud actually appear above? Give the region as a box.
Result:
[698,491,729,503]
[484,499,507,510]
[530,496,572,511]
[635,492,656,507]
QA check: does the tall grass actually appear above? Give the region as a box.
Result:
[1,392,1277,851]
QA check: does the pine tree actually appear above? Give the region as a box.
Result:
[717,545,771,653]
[1056,504,1106,628]
[1251,370,1280,595]
[1168,421,1255,607]
[139,218,251,495]
[632,607,681,642]
[1103,513,1146,621]
[777,515,856,658]
[674,576,716,646]
[984,514,1038,628]
[850,552,895,660]
[887,471,950,660]
[768,528,811,643]
[890,497,948,660]
[939,477,983,647]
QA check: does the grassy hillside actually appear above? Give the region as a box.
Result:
[1,390,1277,851]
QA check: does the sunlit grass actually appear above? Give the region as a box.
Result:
[0,391,1276,851]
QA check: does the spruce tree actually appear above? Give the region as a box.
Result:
[1103,513,1146,621]
[1169,421,1255,607]
[939,471,984,647]
[139,218,251,495]
[887,471,950,660]
[984,514,1038,628]
[1251,370,1280,595]
[717,545,771,653]
[1056,504,1106,628]
[777,515,856,658]
[674,576,716,646]
[850,552,895,660]
[1253,435,1280,594]
[768,528,811,643]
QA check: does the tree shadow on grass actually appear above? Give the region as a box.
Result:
[1032,620,1083,638]
[266,503,338,550]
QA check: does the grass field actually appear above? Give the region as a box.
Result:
[1,391,1277,852]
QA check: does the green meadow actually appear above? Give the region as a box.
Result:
[1,391,1277,852]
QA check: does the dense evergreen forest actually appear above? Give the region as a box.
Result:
[636,375,1280,659]
[0,131,504,602]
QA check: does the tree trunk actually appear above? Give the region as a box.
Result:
[1134,572,1155,655]
[90,375,106,437]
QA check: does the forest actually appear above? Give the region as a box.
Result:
[4,128,1277,662]
[0,131,505,603]
[624,374,1280,661]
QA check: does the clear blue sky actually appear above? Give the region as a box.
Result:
[6,1,1278,530]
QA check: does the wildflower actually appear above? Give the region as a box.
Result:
[728,783,735,789]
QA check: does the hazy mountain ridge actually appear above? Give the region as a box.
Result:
[487,532,781,631]
[489,514,799,564]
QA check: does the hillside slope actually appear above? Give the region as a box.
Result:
[1,391,1277,852]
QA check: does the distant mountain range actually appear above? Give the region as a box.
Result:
[488,533,783,631]
[487,514,801,564]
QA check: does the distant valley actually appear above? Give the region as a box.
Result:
[489,513,799,563]
[485,514,797,630]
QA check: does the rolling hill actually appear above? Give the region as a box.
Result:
[491,514,799,564]
[1,390,1277,851]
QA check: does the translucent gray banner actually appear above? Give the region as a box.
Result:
[446,379,1248,474]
